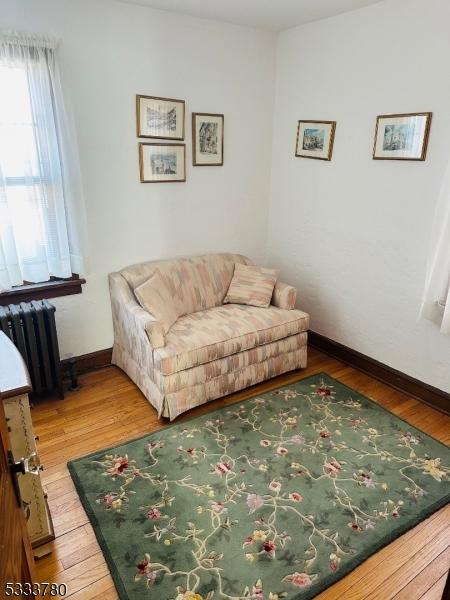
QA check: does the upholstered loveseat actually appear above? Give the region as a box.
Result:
[109,253,309,420]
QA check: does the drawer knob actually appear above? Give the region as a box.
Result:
[9,451,43,476]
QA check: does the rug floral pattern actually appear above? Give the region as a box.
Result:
[68,374,450,600]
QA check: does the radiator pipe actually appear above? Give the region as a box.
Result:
[68,358,80,391]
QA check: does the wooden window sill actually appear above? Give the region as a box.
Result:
[0,276,86,305]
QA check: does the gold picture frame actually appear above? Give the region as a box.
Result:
[372,112,432,161]
[192,113,224,166]
[139,143,186,183]
[136,95,185,140]
[295,120,336,161]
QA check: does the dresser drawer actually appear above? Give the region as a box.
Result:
[4,394,54,545]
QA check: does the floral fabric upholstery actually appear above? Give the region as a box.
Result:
[155,304,309,375]
[110,253,309,420]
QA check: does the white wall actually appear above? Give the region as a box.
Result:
[0,0,276,357]
[1,0,449,392]
[268,0,450,392]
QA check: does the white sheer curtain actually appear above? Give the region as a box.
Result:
[0,31,87,290]
[420,161,450,334]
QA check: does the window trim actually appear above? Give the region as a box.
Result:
[0,274,86,305]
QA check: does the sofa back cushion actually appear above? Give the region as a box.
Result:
[120,253,251,316]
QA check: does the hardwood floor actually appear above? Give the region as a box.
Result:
[31,348,450,599]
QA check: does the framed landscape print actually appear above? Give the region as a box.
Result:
[139,143,186,183]
[192,113,224,166]
[373,112,432,161]
[136,95,185,140]
[295,120,336,161]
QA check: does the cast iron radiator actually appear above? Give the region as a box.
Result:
[0,300,63,398]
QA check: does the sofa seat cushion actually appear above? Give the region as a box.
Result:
[154,304,309,376]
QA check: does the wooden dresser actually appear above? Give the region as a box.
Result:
[0,331,54,548]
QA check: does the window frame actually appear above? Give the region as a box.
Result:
[0,274,86,305]
[0,51,85,303]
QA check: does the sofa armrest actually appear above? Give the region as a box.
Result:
[271,281,297,310]
[109,273,165,357]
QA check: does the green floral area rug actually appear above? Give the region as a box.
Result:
[68,373,450,600]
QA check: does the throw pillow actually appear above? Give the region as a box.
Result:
[134,271,180,340]
[224,263,278,308]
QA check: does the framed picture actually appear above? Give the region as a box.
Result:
[295,120,336,161]
[139,143,186,183]
[192,113,224,166]
[373,112,432,161]
[136,95,185,140]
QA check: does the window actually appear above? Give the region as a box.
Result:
[0,32,86,301]
[420,164,450,334]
